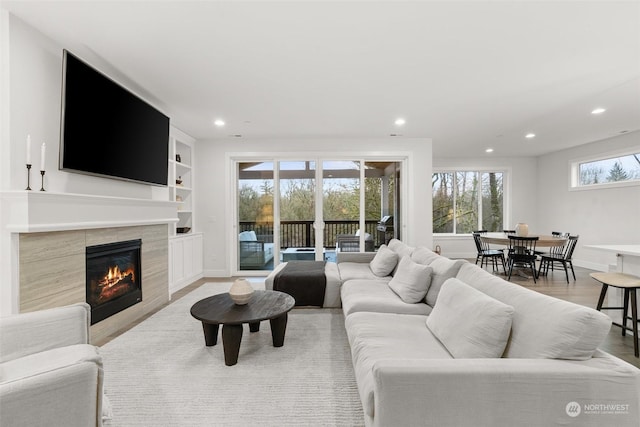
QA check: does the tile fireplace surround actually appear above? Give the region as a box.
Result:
[1,191,178,343]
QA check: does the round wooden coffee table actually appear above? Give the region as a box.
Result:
[190,290,295,366]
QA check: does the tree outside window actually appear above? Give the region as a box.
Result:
[433,171,504,234]
[579,152,640,186]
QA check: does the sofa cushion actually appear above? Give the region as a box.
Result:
[354,229,372,240]
[411,246,442,266]
[455,262,613,360]
[424,258,467,307]
[341,279,432,316]
[338,262,388,282]
[426,278,514,358]
[0,343,102,383]
[369,245,398,277]
[387,239,415,275]
[345,312,451,417]
[388,256,433,303]
[238,230,257,241]
[387,238,414,259]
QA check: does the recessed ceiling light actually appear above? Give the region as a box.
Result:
[591,108,606,115]
[214,119,225,127]
[394,118,406,126]
[525,133,536,139]
[485,148,494,153]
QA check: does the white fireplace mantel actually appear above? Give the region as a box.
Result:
[0,191,179,317]
[1,191,179,232]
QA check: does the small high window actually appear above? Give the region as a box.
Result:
[572,150,640,189]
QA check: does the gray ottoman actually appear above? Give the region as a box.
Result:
[265,262,342,308]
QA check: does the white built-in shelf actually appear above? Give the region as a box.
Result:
[168,128,195,236]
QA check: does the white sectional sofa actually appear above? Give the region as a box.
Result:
[335,239,640,427]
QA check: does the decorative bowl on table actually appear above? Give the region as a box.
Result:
[229,278,254,305]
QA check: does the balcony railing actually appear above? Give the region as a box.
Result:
[239,220,385,249]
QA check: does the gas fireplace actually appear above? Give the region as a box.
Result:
[86,239,142,324]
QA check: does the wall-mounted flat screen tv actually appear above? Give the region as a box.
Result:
[60,49,169,186]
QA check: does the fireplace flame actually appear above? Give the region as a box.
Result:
[98,265,135,288]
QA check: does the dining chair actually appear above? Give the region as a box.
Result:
[534,231,567,255]
[538,235,579,283]
[472,232,506,274]
[507,236,539,283]
[536,231,570,255]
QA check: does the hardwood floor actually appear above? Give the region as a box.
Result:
[97,266,639,368]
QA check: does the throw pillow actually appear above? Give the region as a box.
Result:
[426,278,514,358]
[411,247,441,266]
[387,239,415,275]
[424,258,466,307]
[388,238,414,260]
[369,245,398,277]
[388,256,433,303]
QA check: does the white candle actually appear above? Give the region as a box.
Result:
[40,143,46,171]
[26,135,32,164]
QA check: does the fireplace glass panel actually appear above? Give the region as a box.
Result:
[86,239,142,324]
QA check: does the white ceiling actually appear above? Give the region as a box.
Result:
[3,0,640,157]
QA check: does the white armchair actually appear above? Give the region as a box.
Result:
[0,303,110,427]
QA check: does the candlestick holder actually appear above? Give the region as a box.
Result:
[40,170,46,191]
[25,164,32,190]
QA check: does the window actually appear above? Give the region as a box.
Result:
[433,170,504,234]
[572,150,640,188]
[235,157,404,272]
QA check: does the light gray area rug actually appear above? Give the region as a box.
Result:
[101,281,364,426]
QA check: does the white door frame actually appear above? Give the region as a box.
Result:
[230,153,408,276]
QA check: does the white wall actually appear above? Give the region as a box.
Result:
[536,131,640,271]
[3,9,636,289]
[433,135,640,271]
[2,13,168,200]
[432,156,538,258]
[0,13,175,316]
[194,138,433,277]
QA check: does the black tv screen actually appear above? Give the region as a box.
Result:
[60,50,169,186]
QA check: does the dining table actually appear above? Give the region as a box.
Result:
[480,232,568,248]
[479,232,567,279]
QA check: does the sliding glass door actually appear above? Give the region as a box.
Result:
[236,157,402,273]
[237,161,275,271]
[278,161,320,263]
[323,160,362,254]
